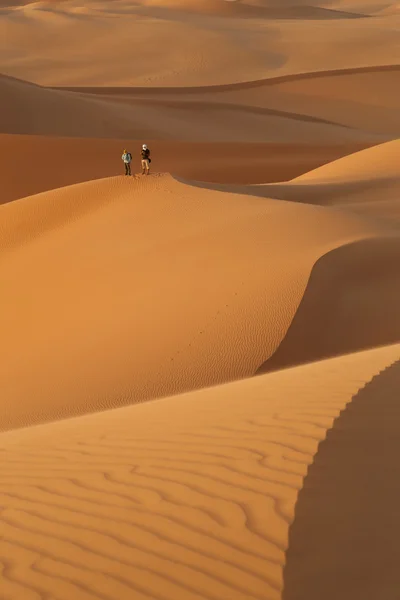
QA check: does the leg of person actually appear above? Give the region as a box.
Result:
[146,159,150,175]
[125,162,129,175]
[127,162,131,176]
[141,160,146,175]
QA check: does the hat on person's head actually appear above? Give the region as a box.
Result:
[142,144,147,150]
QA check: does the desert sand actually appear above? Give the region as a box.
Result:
[1,0,400,598]
[1,345,400,599]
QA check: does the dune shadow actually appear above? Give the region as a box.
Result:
[172,173,397,205]
[51,65,400,95]
[257,236,400,375]
[282,357,400,600]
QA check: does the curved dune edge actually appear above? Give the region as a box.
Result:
[0,173,383,432]
[283,357,400,599]
[171,138,400,203]
[51,64,400,95]
[1,4,397,88]
[3,72,380,144]
[257,235,400,375]
[0,344,399,599]
[116,0,369,19]
[0,134,373,205]
[0,71,358,135]
[291,138,400,183]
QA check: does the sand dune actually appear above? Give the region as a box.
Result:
[184,66,400,136]
[292,138,400,183]
[54,65,400,139]
[2,71,387,143]
[195,139,400,211]
[0,344,399,599]
[283,354,400,600]
[1,0,400,597]
[0,74,149,138]
[258,236,400,374]
[0,172,384,432]
[0,133,375,204]
[0,0,397,86]
[141,0,368,19]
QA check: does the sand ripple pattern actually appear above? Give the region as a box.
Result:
[1,344,399,599]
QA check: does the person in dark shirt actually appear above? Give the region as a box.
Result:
[141,144,151,175]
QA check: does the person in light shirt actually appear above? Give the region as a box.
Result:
[121,149,132,176]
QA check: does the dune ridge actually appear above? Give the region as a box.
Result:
[0,169,389,432]
[2,72,388,142]
[187,140,400,214]
[1,0,397,87]
[283,357,400,599]
[292,138,400,183]
[257,235,400,374]
[0,133,374,205]
[54,64,400,94]
[1,1,400,598]
[1,344,399,599]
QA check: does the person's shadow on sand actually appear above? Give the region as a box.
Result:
[283,358,400,600]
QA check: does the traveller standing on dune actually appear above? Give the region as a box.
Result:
[141,144,151,175]
[122,149,132,176]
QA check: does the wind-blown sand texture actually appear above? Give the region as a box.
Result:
[1,0,400,598]
[1,345,400,599]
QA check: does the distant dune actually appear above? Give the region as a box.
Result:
[0,0,397,86]
[2,71,389,143]
[292,138,400,183]
[194,139,400,211]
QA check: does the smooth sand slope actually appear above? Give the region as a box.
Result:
[1,72,388,143]
[0,171,386,431]
[0,0,398,86]
[292,138,400,183]
[266,140,400,222]
[255,142,400,372]
[198,140,400,216]
[65,65,399,137]
[0,344,399,600]
[273,140,400,217]
[1,1,400,597]
[184,141,400,374]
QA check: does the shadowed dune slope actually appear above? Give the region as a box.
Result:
[0,133,374,204]
[70,66,399,137]
[257,236,400,375]
[0,2,399,599]
[254,139,400,221]
[0,173,383,431]
[0,344,399,599]
[262,139,400,222]
[124,0,369,18]
[0,74,126,138]
[283,358,400,600]
[175,139,400,224]
[251,67,400,136]
[1,73,383,143]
